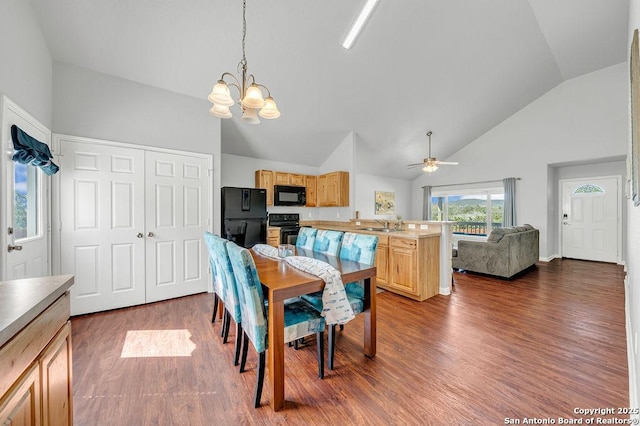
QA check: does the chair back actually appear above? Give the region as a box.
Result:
[296,227,317,250]
[313,230,344,256]
[339,232,379,266]
[204,232,224,296]
[209,234,242,323]
[227,242,268,353]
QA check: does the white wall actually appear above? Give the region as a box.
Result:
[319,132,356,221]
[52,62,223,233]
[0,0,52,127]
[411,63,628,259]
[355,173,412,220]
[626,0,640,410]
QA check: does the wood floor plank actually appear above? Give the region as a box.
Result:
[71,259,628,425]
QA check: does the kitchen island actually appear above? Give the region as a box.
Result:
[308,222,443,301]
[0,274,74,425]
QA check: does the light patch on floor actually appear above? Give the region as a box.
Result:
[120,329,196,358]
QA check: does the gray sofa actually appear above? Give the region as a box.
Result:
[452,225,539,278]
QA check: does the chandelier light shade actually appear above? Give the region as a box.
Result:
[208,0,280,124]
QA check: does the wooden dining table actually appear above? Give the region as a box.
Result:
[250,248,377,411]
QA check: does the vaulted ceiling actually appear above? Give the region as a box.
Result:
[30,0,629,179]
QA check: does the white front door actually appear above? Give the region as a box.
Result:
[60,140,146,315]
[144,151,209,302]
[2,97,50,280]
[561,177,620,263]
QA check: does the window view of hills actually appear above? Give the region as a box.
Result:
[432,195,504,235]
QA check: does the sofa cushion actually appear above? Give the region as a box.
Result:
[515,226,527,232]
[523,224,534,230]
[487,227,517,243]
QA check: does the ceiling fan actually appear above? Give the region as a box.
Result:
[407,131,459,173]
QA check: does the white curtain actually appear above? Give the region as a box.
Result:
[422,186,432,220]
[502,177,516,227]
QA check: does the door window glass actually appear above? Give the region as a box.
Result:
[14,163,39,240]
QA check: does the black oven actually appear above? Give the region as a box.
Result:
[268,213,300,244]
[274,185,306,206]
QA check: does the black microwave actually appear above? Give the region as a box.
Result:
[274,185,306,206]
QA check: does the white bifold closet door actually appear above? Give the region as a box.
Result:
[59,138,210,315]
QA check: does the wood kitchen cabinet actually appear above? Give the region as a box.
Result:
[267,227,280,247]
[255,170,274,206]
[375,235,389,286]
[378,235,440,301]
[305,175,317,207]
[318,171,349,207]
[0,276,74,426]
[289,174,305,186]
[274,172,305,187]
[273,172,290,186]
[0,364,40,425]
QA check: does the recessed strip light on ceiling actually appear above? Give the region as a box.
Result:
[342,0,380,50]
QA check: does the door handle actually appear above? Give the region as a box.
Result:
[137,233,144,238]
[7,244,22,252]
[148,232,154,237]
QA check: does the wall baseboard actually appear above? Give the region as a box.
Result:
[625,276,639,416]
[439,286,451,296]
[539,254,559,262]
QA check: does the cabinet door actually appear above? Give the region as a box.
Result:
[317,175,328,206]
[389,246,418,295]
[0,363,40,426]
[305,175,317,207]
[40,322,72,426]
[255,170,274,206]
[289,174,305,186]
[376,245,388,285]
[274,172,290,185]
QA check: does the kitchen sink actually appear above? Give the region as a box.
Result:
[357,227,397,232]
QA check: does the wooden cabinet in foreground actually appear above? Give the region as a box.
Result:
[377,235,440,301]
[0,290,73,426]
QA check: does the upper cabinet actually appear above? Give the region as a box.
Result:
[305,175,317,207]
[318,171,349,207]
[255,170,274,206]
[273,172,305,187]
[255,169,348,207]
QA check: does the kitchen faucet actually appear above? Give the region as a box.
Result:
[376,219,389,229]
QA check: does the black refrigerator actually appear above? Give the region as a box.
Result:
[221,187,267,248]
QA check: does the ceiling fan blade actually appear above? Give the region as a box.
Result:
[436,161,459,165]
[407,163,425,168]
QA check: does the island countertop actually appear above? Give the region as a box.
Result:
[0,274,74,348]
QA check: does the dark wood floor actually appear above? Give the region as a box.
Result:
[71,259,628,425]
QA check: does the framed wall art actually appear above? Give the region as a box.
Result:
[374,191,395,215]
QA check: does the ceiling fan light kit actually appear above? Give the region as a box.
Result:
[407,131,459,173]
[208,0,280,124]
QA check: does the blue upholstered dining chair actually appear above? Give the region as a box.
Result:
[295,227,317,250]
[204,232,225,324]
[226,241,327,408]
[312,230,344,256]
[208,234,244,366]
[302,231,378,370]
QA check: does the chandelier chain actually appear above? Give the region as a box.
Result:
[240,0,247,70]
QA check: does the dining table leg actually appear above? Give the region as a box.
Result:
[268,294,286,411]
[363,276,377,358]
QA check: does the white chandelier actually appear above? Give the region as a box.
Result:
[208,0,280,124]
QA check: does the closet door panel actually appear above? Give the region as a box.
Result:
[145,151,209,302]
[59,140,146,315]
